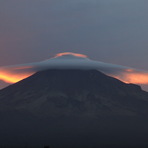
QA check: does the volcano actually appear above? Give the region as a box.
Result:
[1,52,148,91]
[0,69,148,147]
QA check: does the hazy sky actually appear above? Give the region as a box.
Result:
[0,0,148,90]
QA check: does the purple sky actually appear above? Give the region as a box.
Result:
[0,0,148,90]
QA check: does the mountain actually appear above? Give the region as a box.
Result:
[0,69,148,147]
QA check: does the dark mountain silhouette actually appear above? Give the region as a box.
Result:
[0,69,148,148]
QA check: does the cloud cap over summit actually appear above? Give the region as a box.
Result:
[0,52,148,90]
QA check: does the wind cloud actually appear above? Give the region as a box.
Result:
[0,52,148,90]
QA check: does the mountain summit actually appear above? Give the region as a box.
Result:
[0,69,148,147]
[1,52,148,90]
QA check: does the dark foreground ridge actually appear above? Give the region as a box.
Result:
[0,144,148,148]
[0,69,148,148]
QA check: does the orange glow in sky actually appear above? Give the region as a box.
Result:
[0,70,34,83]
[110,72,148,85]
[55,52,88,58]
[1,69,148,85]
[0,58,148,87]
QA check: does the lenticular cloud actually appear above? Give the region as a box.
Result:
[0,52,148,88]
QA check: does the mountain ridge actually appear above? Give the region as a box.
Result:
[0,69,148,147]
[0,69,148,117]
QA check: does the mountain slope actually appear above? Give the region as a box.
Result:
[0,69,148,117]
[0,69,148,147]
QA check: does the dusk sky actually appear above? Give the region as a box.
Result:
[0,0,148,90]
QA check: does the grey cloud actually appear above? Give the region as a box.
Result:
[1,53,148,90]
[1,0,148,69]
[0,0,148,90]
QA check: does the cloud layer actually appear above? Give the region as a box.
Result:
[0,52,148,91]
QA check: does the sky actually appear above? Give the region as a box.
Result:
[0,0,148,90]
